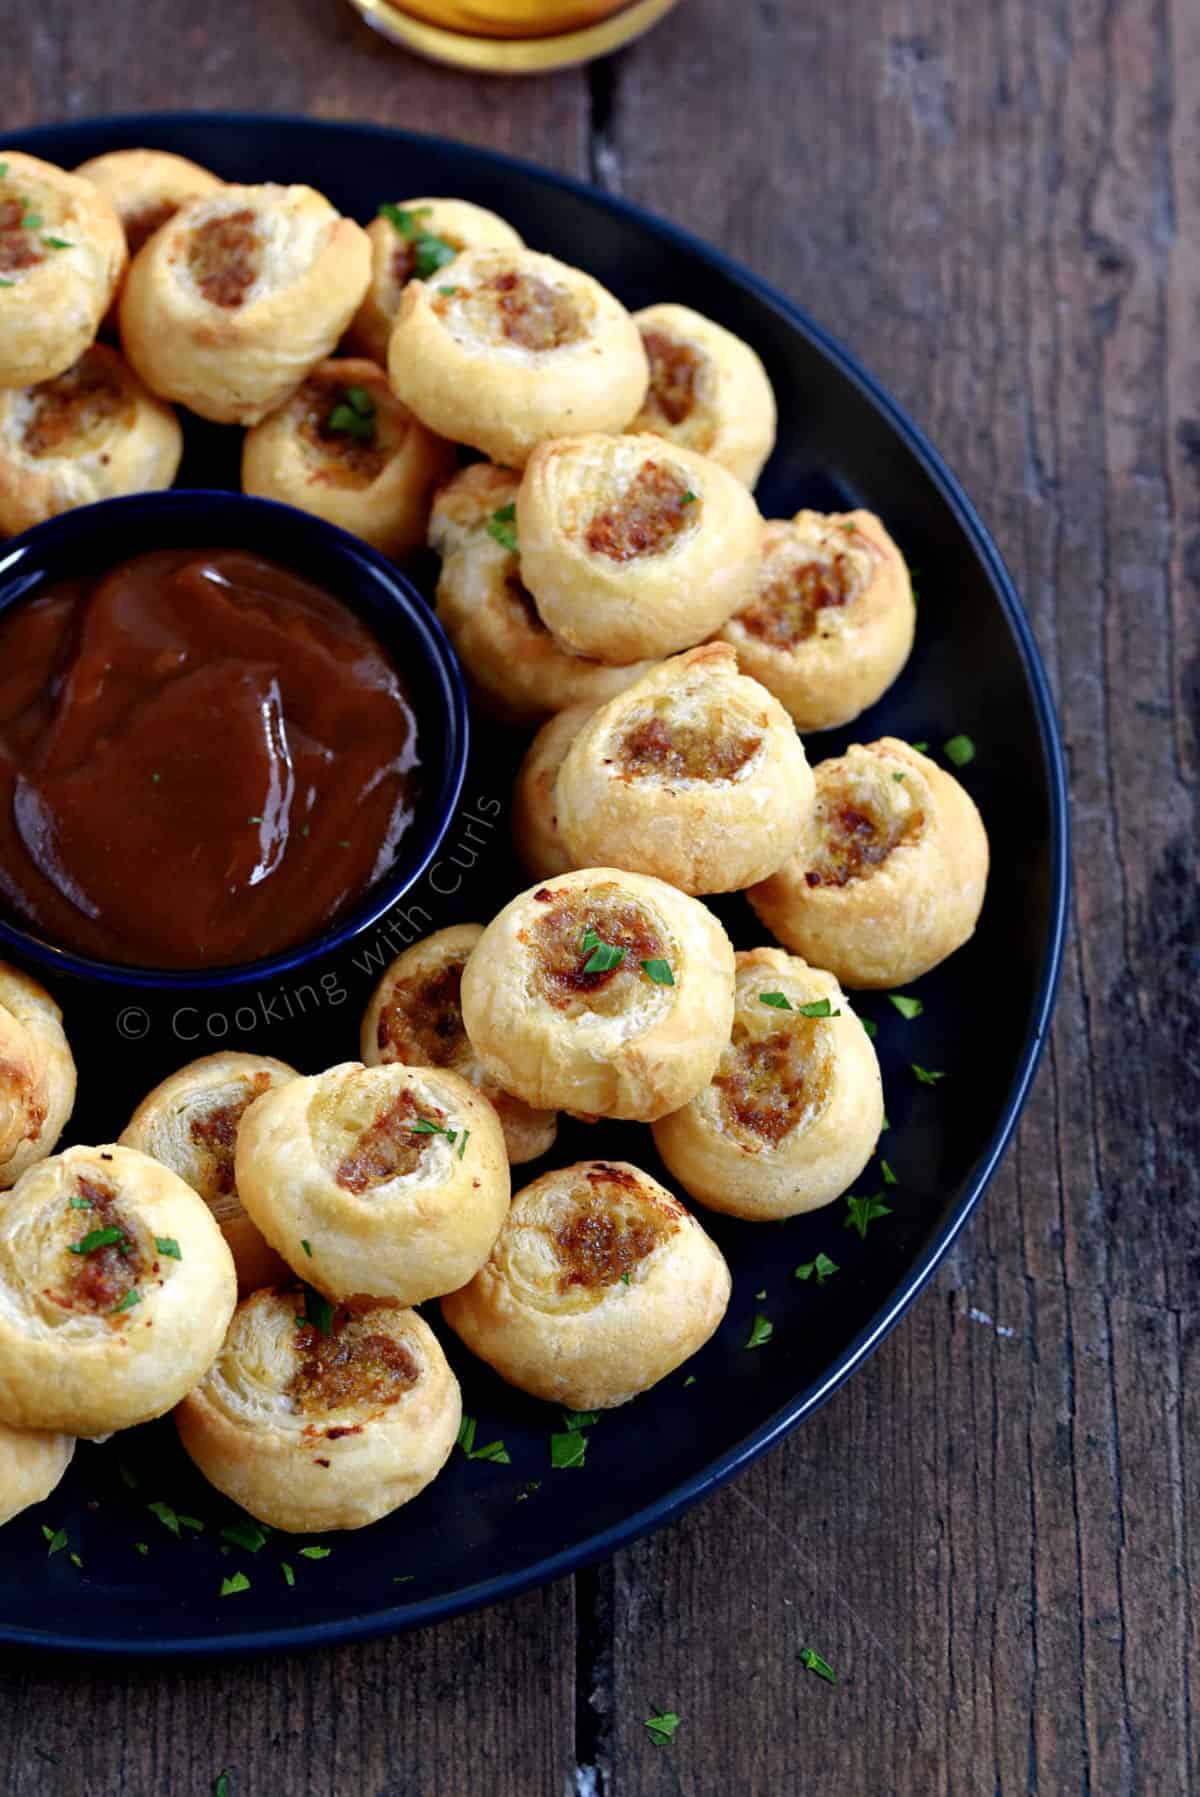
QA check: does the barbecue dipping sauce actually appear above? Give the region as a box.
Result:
[0,548,421,968]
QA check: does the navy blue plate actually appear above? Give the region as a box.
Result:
[0,114,1069,1658]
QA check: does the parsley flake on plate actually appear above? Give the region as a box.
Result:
[219,1573,250,1597]
[42,1525,67,1557]
[219,1521,268,1554]
[800,1647,837,1684]
[843,1193,891,1239]
[888,993,923,1020]
[457,1416,512,1464]
[795,1253,839,1285]
[281,1562,295,1588]
[644,1709,683,1747]
[943,734,976,768]
[880,1159,898,1186]
[550,1430,587,1469]
[745,1313,773,1349]
[911,1063,946,1086]
[299,1546,331,1560]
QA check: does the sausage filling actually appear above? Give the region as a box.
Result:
[21,352,129,459]
[377,960,468,1068]
[61,1175,144,1315]
[296,378,390,488]
[740,547,861,647]
[334,1088,437,1193]
[617,702,762,783]
[804,781,923,888]
[525,888,670,1019]
[0,196,44,276]
[713,1025,813,1147]
[187,208,260,309]
[290,1298,420,1415]
[553,1168,675,1290]
[473,271,586,352]
[585,460,694,562]
[640,329,702,426]
[189,1071,274,1196]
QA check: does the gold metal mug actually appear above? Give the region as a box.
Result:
[347,0,683,72]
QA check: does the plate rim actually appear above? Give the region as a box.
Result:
[2,110,1071,1658]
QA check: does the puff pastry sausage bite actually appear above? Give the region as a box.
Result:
[242,357,454,559]
[362,925,557,1166]
[719,510,915,732]
[0,344,182,536]
[516,435,762,664]
[460,868,736,1122]
[0,152,126,389]
[511,702,595,882]
[387,247,648,468]
[0,1143,236,1437]
[429,464,656,725]
[348,197,523,366]
[74,148,223,259]
[443,1160,730,1409]
[119,184,371,424]
[748,738,989,988]
[0,1423,74,1528]
[118,1052,298,1295]
[555,645,813,894]
[0,963,76,1191]
[652,948,882,1220]
[177,1289,459,1533]
[235,1061,510,1306]
[630,303,777,488]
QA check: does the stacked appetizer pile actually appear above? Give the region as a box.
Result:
[0,147,988,1538]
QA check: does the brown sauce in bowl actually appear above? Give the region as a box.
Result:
[0,548,420,968]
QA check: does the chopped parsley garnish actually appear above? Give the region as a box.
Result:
[301,1239,313,1258]
[844,1193,891,1238]
[943,734,976,768]
[220,1572,251,1597]
[438,284,458,296]
[410,1117,459,1145]
[561,1409,599,1430]
[378,201,431,234]
[795,1252,839,1284]
[644,1709,682,1747]
[42,235,72,250]
[911,1062,946,1086]
[881,1110,891,1131]
[880,1159,898,1185]
[755,1288,767,1301]
[220,1521,268,1554]
[888,993,923,1020]
[213,1771,230,1797]
[683,1374,696,1387]
[759,991,792,1010]
[487,502,518,551]
[281,1562,295,1587]
[68,1195,93,1211]
[0,278,14,288]
[0,163,7,178]
[69,1226,124,1256]
[154,1236,182,1260]
[800,1647,837,1684]
[457,1129,470,1160]
[680,489,698,505]
[393,1573,416,1583]
[745,1312,773,1349]
[377,202,458,280]
[795,997,840,1018]
[42,1525,67,1556]
[861,1017,878,1039]
[581,926,625,974]
[908,565,921,605]
[110,1288,141,1315]
[22,210,42,230]
[456,1415,511,1463]
[550,1429,587,1469]
[299,1546,331,1560]
[910,740,929,753]
[327,387,376,440]
[893,771,906,783]
[179,1515,204,1532]
[148,1500,182,1537]
[299,1283,336,1336]
[620,1272,631,1285]
[640,957,674,985]
[135,1542,149,1557]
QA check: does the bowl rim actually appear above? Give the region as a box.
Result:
[0,112,1071,1660]
[0,487,470,991]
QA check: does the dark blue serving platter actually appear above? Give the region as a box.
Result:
[0,113,1068,1658]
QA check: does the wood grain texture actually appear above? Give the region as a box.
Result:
[1,0,1196,1792]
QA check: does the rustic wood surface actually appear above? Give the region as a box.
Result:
[2,0,1197,1791]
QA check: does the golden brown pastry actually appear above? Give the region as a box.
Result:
[516,435,762,664]
[629,302,777,488]
[241,357,454,559]
[118,1052,299,1295]
[511,702,596,882]
[748,737,989,987]
[177,1288,459,1533]
[347,197,523,366]
[387,247,648,467]
[119,184,371,424]
[235,1061,510,1306]
[0,1423,74,1528]
[74,148,223,259]
[554,644,813,894]
[0,962,76,1191]
[652,948,883,1219]
[0,344,182,536]
[361,924,557,1165]
[0,151,126,388]
[442,1159,730,1409]
[429,463,656,725]
[0,1143,236,1437]
[460,868,736,1122]
[718,510,915,731]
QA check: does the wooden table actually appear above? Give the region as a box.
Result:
[3,1,1196,1790]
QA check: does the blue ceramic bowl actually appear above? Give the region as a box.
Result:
[0,490,469,992]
